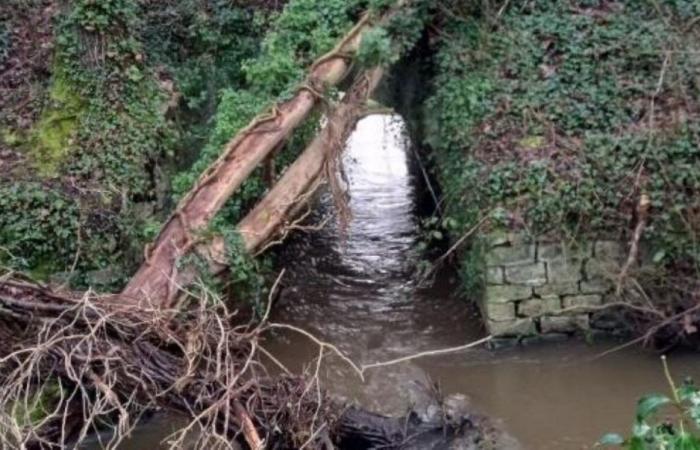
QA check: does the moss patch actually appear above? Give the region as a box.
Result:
[30,74,83,177]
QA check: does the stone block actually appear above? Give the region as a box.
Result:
[485,244,535,266]
[484,285,533,304]
[504,262,547,286]
[486,266,505,284]
[521,333,569,346]
[595,240,625,261]
[540,315,590,333]
[546,259,583,283]
[488,337,520,350]
[580,278,612,294]
[518,296,561,317]
[584,258,619,281]
[534,282,579,297]
[562,294,603,310]
[538,241,591,262]
[487,318,536,337]
[483,302,516,321]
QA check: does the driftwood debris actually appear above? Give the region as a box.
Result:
[0,277,491,450]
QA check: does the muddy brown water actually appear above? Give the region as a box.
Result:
[98,114,700,449]
[263,115,700,449]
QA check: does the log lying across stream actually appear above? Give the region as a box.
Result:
[121,12,379,308]
[0,277,498,450]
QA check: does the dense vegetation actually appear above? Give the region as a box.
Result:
[423,0,700,294]
[2,0,698,324]
[0,0,373,297]
[0,0,430,302]
[0,0,273,289]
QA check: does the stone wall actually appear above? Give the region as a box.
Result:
[480,233,628,342]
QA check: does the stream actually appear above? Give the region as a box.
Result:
[264,114,700,449]
[104,114,700,450]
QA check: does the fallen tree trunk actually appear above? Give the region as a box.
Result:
[0,278,492,450]
[122,14,376,307]
[162,68,385,291]
[235,68,383,255]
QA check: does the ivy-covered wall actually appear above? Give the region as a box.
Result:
[423,0,700,304]
[0,0,272,289]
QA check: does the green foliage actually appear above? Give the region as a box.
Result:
[177,218,271,312]
[30,75,83,176]
[368,0,394,14]
[382,0,429,56]
[0,181,142,288]
[141,1,269,156]
[0,183,80,275]
[172,0,367,240]
[166,0,369,303]
[600,358,700,449]
[0,0,180,286]
[425,0,700,292]
[55,0,175,196]
[242,0,364,97]
[1,1,272,288]
[360,0,430,67]
[2,0,429,298]
[357,27,393,67]
[220,227,271,314]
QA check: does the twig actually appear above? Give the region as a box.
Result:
[234,400,264,450]
[420,212,491,282]
[261,269,286,324]
[360,336,492,372]
[616,193,650,295]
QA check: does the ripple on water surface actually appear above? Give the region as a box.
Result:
[268,114,700,449]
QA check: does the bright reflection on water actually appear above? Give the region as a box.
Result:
[271,114,475,360]
[267,114,700,450]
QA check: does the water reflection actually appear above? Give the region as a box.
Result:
[273,114,475,363]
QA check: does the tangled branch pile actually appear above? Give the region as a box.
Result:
[0,276,339,449]
[0,276,495,450]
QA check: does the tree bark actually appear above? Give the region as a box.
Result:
[122,14,374,307]
[236,68,384,254]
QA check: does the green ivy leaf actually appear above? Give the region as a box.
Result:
[674,434,700,450]
[636,394,671,421]
[652,250,666,263]
[598,433,625,446]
